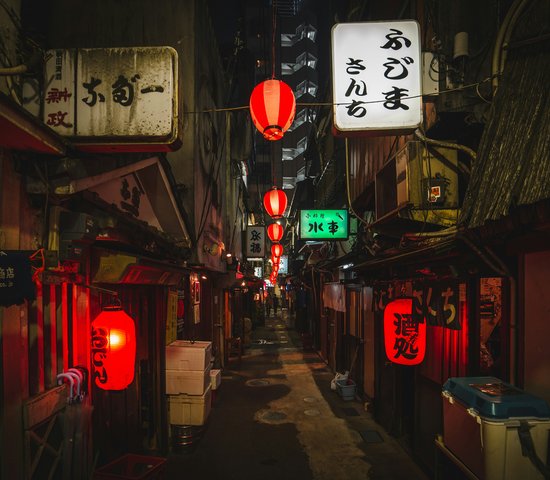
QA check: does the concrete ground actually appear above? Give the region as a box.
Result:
[165,309,430,480]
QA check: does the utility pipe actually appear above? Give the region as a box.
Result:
[414,129,477,163]
[491,0,532,92]
[57,373,75,403]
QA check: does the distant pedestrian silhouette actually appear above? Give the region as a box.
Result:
[266,293,273,317]
[273,295,279,315]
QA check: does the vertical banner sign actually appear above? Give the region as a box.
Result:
[245,225,266,259]
[331,20,422,135]
[44,49,76,136]
[166,289,178,345]
[384,298,426,365]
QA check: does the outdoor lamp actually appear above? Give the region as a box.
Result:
[271,243,283,257]
[383,298,426,366]
[249,79,296,141]
[263,187,287,219]
[91,304,136,390]
[267,223,284,242]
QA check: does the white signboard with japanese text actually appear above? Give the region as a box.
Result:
[245,226,266,260]
[331,21,422,135]
[43,47,178,150]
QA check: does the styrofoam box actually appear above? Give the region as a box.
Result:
[166,365,211,395]
[169,385,212,426]
[210,369,221,390]
[166,340,212,371]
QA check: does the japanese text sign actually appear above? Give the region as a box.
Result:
[299,209,349,240]
[0,252,36,307]
[44,47,178,150]
[331,21,422,135]
[245,226,266,259]
[384,298,426,366]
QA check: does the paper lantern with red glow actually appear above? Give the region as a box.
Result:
[271,243,284,257]
[249,79,296,141]
[271,255,281,265]
[91,306,136,390]
[263,187,287,219]
[383,298,426,366]
[267,223,284,243]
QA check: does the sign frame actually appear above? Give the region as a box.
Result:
[298,209,350,241]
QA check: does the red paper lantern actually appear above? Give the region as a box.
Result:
[267,223,284,242]
[271,243,283,257]
[383,298,426,366]
[263,187,287,219]
[271,255,281,265]
[249,79,296,141]
[91,306,136,390]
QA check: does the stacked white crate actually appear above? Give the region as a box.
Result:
[166,340,212,426]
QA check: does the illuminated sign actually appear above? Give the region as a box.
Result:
[383,298,426,366]
[245,225,266,259]
[331,20,422,135]
[299,209,349,240]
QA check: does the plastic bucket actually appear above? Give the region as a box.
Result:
[336,379,356,401]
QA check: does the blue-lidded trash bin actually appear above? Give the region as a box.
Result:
[442,376,550,479]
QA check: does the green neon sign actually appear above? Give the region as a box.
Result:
[299,209,349,240]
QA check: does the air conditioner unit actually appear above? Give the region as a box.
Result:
[375,141,460,227]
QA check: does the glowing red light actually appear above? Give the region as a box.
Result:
[383,298,426,366]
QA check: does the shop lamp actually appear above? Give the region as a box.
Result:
[267,223,284,243]
[91,304,136,390]
[249,79,296,141]
[383,298,426,366]
[271,243,283,257]
[263,187,287,219]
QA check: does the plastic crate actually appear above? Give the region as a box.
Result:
[442,377,550,479]
[94,454,166,480]
[336,379,356,401]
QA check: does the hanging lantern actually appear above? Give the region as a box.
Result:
[271,243,284,257]
[91,305,136,390]
[271,255,281,265]
[383,298,426,366]
[263,187,287,219]
[267,223,284,243]
[249,79,296,141]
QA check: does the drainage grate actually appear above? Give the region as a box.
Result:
[246,379,270,387]
[359,430,384,444]
[304,409,321,416]
[303,397,318,403]
[262,411,288,421]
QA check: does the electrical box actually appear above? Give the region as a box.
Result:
[375,141,460,227]
[58,211,97,261]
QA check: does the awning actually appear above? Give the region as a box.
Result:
[0,92,67,155]
[54,156,192,248]
[91,247,189,285]
[352,236,460,277]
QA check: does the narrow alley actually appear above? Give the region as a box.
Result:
[165,308,429,480]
